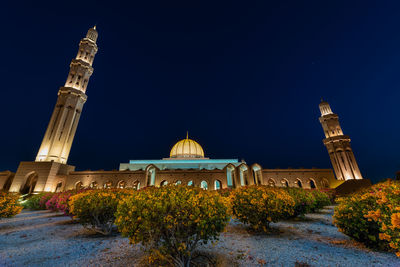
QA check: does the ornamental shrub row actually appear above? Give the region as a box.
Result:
[66,185,330,265]
[0,191,23,218]
[333,180,400,257]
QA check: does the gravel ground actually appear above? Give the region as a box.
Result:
[0,206,399,267]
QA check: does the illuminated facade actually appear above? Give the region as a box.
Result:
[319,100,363,180]
[61,135,336,191]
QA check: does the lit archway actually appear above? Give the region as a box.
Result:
[117,180,126,189]
[268,178,276,187]
[200,181,208,190]
[132,180,140,190]
[214,180,221,190]
[90,181,98,189]
[281,179,289,188]
[55,182,63,192]
[175,180,182,185]
[103,181,112,189]
[146,166,156,186]
[226,165,235,188]
[160,180,168,187]
[252,164,262,185]
[75,181,83,190]
[239,165,248,186]
[20,172,38,194]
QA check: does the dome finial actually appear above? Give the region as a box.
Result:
[186,131,188,139]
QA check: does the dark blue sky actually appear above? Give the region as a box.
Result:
[1,1,399,183]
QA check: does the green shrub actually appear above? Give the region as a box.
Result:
[69,189,131,235]
[284,188,316,218]
[230,186,295,231]
[310,190,331,211]
[0,191,23,218]
[22,193,46,210]
[115,185,229,266]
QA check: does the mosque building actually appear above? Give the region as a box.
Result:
[0,27,368,194]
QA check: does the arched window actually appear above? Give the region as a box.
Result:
[252,165,262,185]
[281,179,289,188]
[160,180,168,187]
[55,182,63,192]
[90,181,98,189]
[296,179,302,188]
[227,165,235,188]
[133,181,140,190]
[75,181,83,190]
[117,180,126,189]
[147,167,156,186]
[239,165,248,186]
[214,180,221,190]
[200,181,208,190]
[188,180,194,186]
[175,180,182,185]
[21,172,38,195]
[103,181,112,189]
[268,179,275,187]
[309,179,316,189]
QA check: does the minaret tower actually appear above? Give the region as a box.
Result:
[319,100,363,180]
[35,26,98,164]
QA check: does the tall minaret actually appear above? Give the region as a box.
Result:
[319,100,363,180]
[35,26,98,164]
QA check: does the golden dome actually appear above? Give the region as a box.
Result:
[170,134,205,158]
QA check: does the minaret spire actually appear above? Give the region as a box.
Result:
[319,101,363,180]
[35,27,99,164]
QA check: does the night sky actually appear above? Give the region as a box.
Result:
[1,1,399,183]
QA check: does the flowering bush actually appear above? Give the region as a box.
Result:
[230,186,295,231]
[115,185,229,266]
[0,192,23,218]
[39,193,55,209]
[334,180,400,256]
[309,190,331,211]
[45,193,61,212]
[69,189,131,235]
[284,188,316,218]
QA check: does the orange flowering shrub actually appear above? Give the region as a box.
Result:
[334,180,400,256]
[284,188,316,218]
[231,186,295,231]
[0,191,23,218]
[69,189,133,235]
[115,185,229,266]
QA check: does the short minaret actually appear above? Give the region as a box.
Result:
[319,100,363,180]
[35,27,98,164]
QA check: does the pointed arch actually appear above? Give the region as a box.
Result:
[251,164,263,185]
[281,179,289,187]
[20,172,38,194]
[309,178,317,189]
